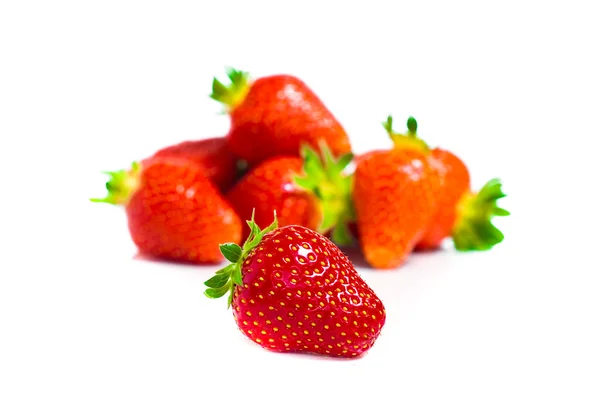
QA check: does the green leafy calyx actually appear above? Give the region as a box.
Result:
[89,161,141,205]
[209,67,251,112]
[452,178,510,251]
[383,115,430,153]
[293,141,356,246]
[203,211,278,308]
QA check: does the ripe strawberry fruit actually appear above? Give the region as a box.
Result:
[204,213,386,358]
[91,156,242,264]
[415,148,509,251]
[226,143,355,245]
[210,68,352,166]
[151,137,239,192]
[353,116,442,269]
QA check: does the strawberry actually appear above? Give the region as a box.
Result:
[210,68,352,166]
[91,156,242,264]
[226,143,356,246]
[204,213,386,358]
[415,148,509,251]
[151,137,239,192]
[352,116,442,269]
[226,156,321,236]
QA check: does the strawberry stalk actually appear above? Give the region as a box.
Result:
[90,161,141,205]
[383,115,430,152]
[294,142,356,246]
[204,211,278,308]
[452,178,510,251]
[210,67,251,112]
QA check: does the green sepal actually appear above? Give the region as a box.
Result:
[406,116,418,134]
[204,271,232,289]
[203,210,279,308]
[205,285,230,299]
[452,178,510,251]
[383,115,429,152]
[293,141,356,246]
[219,243,242,263]
[214,264,234,275]
[232,267,243,287]
[90,161,141,206]
[209,67,251,111]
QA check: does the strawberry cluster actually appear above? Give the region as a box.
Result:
[92,67,509,358]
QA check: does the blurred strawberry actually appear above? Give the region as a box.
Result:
[152,137,238,192]
[91,156,242,264]
[226,142,355,246]
[352,116,442,269]
[415,147,509,251]
[210,68,351,166]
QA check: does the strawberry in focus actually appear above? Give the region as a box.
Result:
[210,68,352,166]
[226,143,355,246]
[352,116,442,269]
[415,147,509,251]
[151,137,239,192]
[204,213,386,358]
[91,157,242,264]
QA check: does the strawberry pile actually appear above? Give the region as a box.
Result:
[92,67,509,358]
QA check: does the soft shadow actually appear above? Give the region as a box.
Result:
[262,345,369,363]
[412,246,442,254]
[236,329,369,363]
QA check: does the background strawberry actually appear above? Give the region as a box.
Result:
[210,68,352,166]
[151,137,239,192]
[226,143,356,246]
[352,116,442,269]
[204,213,386,358]
[415,147,509,251]
[226,156,321,237]
[91,156,242,264]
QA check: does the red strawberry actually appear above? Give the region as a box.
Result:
[210,68,352,166]
[415,148,509,251]
[226,143,356,246]
[152,137,239,192]
[352,116,442,269]
[204,213,386,358]
[227,156,321,235]
[91,156,242,264]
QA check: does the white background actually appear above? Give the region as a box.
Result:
[1,1,599,400]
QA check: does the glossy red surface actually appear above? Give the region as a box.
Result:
[231,226,386,358]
